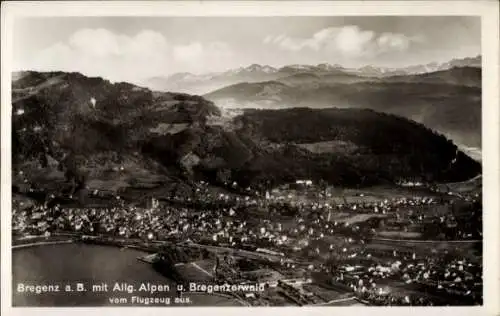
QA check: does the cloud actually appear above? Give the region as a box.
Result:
[263,35,273,44]
[26,29,172,82]
[173,41,233,71]
[377,32,411,52]
[68,29,123,57]
[173,41,233,63]
[173,42,204,63]
[264,25,421,58]
[23,28,233,82]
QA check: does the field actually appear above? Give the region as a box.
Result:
[333,214,388,224]
[296,140,359,154]
[303,284,351,302]
[274,185,442,206]
[376,231,423,239]
[175,259,215,282]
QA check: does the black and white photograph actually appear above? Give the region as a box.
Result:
[1,1,499,313]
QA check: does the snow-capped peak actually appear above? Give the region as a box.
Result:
[167,72,215,82]
[317,63,343,71]
[227,67,245,75]
[261,65,277,73]
[245,64,263,72]
[244,64,277,73]
[287,64,313,70]
[224,64,278,75]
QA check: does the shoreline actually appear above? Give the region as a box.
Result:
[12,238,250,307]
[12,239,74,249]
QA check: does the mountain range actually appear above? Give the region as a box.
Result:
[141,56,482,151]
[12,71,481,202]
[142,55,481,95]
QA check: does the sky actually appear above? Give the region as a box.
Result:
[13,16,481,83]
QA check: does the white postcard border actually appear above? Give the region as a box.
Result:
[1,1,499,316]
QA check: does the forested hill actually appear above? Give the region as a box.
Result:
[12,71,481,198]
[227,108,481,187]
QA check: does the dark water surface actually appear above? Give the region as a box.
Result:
[12,243,242,307]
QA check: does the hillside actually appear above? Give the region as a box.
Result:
[205,67,481,149]
[12,71,221,197]
[12,71,481,202]
[383,67,481,88]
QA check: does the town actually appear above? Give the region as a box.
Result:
[12,178,482,306]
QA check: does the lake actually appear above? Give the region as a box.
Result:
[12,242,244,307]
